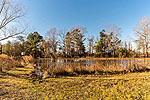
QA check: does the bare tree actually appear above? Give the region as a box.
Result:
[58,28,67,56]
[135,36,145,57]
[63,26,86,58]
[135,16,150,57]
[106,25,121,57]
[87,35,94,55]
[41,40,50,58]
[0,0,26,41]
[45,27,58,59]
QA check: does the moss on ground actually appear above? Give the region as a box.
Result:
[1,67,150,99]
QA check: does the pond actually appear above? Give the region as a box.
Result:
[35,58,150,71]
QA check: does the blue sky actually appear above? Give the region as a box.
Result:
[22,0,150,45]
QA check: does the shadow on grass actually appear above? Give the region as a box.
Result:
[50,67,150,78]
[0,92,9,96]
[1,66,150,82]
[0,71,21,78]
[16,65,24,68]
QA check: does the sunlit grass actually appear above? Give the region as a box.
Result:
[1,67,150,99]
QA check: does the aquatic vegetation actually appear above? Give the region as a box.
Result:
[35,58,150,77]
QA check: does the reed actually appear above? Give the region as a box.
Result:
[33,58,150,77]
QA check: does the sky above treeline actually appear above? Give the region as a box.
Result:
[21,0,150,46]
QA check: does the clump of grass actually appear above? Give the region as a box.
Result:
[22,55,35,65]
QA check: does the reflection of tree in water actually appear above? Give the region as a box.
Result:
[33,58,150,77]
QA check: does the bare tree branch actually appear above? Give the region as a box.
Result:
[0,0,25,41]
[0,28,25,41]
[134,16,150,57]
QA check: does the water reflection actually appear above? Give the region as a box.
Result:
[35,58,150,71]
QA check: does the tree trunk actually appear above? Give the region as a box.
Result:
[0,67,2,72]
[146,44,149,57]
[146,51,149,58]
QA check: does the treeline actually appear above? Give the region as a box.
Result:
[0,26,137,59]
[1,15,150,59]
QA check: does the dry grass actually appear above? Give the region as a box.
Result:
[35,57,150,77]
[78,57,150,60]
[22,55,35,65]
[0,54,12,58]
[1,67,150,99]
[1,56,150,99]
[9,57,149,78]
[0,54,21,71]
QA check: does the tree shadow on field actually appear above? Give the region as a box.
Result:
[16,65,24,68]
[0,71,21,78]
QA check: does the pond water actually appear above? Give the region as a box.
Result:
[35,58,150,70]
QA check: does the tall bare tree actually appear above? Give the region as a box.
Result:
[106,25,121,57]
[0,0,25,41]
[87,35,94,55]
[58,28,67,57]
[135,16,150,57]
[45,27,58,58]
[64,26,86,58]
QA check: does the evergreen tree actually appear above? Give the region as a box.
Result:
[95,25,121,57]
[25,32,43,58]
[5,41,11,56]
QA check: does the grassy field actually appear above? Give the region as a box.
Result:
[1,66,150,100]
